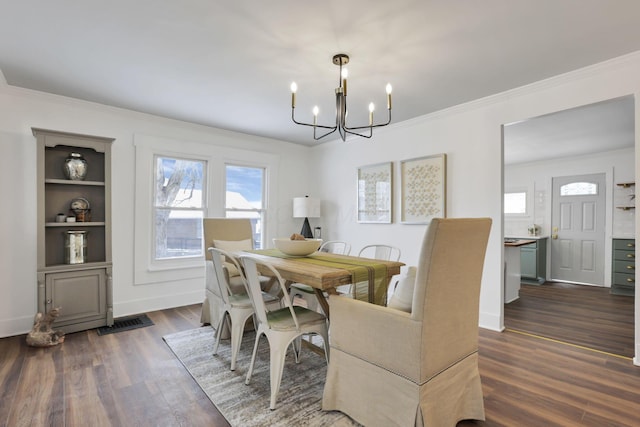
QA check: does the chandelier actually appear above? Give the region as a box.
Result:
[290,53,392,141]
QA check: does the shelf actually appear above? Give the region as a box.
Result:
[45,178,105,186]
[616,206,636,210]
[41,261,112,273]
[45,222,106,227]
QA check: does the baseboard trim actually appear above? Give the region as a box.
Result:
[0,314,37,338]
[479,311,503,332]
[113,290,204,319]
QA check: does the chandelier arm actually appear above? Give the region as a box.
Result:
[338,126,347,141]
[343,110,392,131]
[292,109,338,130]
[314,126,338,140]
[343,128,373,139]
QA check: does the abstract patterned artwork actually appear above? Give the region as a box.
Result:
[400,154,446,223]
[357,162,392,223]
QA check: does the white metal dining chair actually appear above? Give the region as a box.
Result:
[240,255,329,410]
[208,247,280,371]
[338,244,402,301]
[289,240,352,312]
[202,218,278,331]
[318,240,351,256]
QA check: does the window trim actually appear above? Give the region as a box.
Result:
[134,133,279,286]
[504,187,530,217]
[152,155,207,262]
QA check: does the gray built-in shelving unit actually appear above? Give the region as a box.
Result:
[34,128,114,333]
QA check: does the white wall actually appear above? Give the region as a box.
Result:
[0,85,311,337]
[310,51,640,365]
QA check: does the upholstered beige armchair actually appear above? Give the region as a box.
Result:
[322,217,492,426]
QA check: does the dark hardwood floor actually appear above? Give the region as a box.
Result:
[0,305,229,427]
[1,300,639,426]
[504,281,635,358]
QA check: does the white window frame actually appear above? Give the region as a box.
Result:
[134,133,279,286]
[153,155,207,261]
[504,187,530,217]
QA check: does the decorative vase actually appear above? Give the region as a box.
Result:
[63,152,88,180]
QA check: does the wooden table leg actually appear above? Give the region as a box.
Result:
[314,288,331,318]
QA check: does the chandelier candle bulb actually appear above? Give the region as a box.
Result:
[342,68,348,96]
[290,82,297,108]
[386,83,392,109]
[369,103,375,125]
[313,106,319,126]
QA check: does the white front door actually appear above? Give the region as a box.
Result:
[550,173,606,285]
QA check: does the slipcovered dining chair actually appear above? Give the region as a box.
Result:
[289,240,352,312]
[208,247,280,371]
[322,218,492,426]
[240,255,330,410]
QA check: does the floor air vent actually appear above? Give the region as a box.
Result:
[96,313,154,336]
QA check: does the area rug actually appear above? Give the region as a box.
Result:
[163,326,359,426]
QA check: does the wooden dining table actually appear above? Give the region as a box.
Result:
[243,250,404,317]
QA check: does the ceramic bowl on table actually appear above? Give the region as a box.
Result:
[273,238,323,256]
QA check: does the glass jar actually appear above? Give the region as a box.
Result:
[65,231,88,264]
[63,152,88,181]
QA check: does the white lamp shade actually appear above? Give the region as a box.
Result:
[293,197,320,218]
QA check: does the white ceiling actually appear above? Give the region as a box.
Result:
[1,1,639,151]
[504,96,635,165]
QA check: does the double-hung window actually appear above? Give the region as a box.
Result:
[154,155,206,260]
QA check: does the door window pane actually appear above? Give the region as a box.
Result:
[560,182,597,196]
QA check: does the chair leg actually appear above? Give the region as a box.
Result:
[229,312,250,371]
[245,332,261,385]
[306,325,330,364]
[319,329,330,364]
[213,312,227,355]
[268,339,290,410]
[292,336,302,363]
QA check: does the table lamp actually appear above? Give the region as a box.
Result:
[293,196,320,238]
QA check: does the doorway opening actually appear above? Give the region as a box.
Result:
[502,95,635,357]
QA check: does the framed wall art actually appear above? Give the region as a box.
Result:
[357,162,392,223]
[400,153,446,224]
